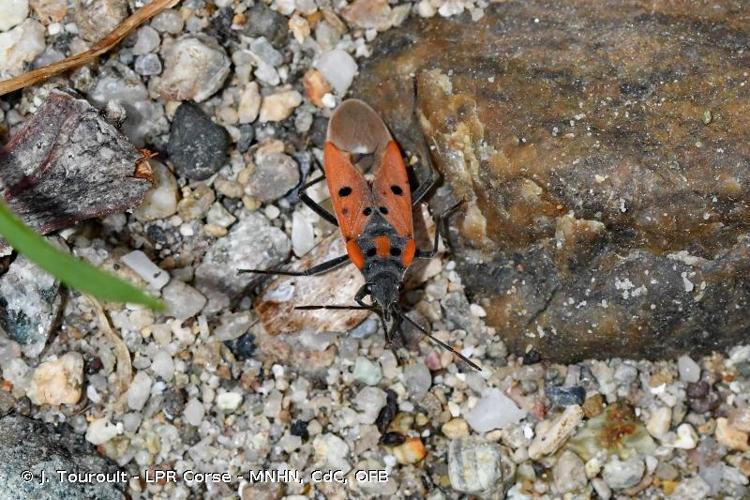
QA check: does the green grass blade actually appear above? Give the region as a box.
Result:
[0,201,163,311]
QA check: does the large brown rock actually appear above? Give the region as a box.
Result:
[354,0,750,362]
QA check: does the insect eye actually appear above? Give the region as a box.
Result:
[363,207,372,216]
[338,186,352,197]
[390,185,403,195]
[366,248,377,257]
[390,247,401,257]
[379,207,389,215]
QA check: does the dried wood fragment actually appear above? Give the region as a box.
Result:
[0,89,152,251]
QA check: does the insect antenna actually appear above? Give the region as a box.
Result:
[399,313,482,371]
[295,305,373,311]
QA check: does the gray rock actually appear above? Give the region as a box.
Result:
[195,212,290,299]
[134,53,162,76]
[132,25,160,55]
[448,438,515,495]
[0,248,64,358]
[167,102,229,180]
[244,152,300,202]
[553,450,587,493]
[250,37,283,67]
[88,61,168,146]
[0,414,125,499]
[354,387,387,424]
[158,36,230,102]
[602,456,645,490]
[242,2,287,46]
[162,279,207,321]
[403,363,432,399]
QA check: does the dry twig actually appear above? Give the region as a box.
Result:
[87,295,133,407]
[0,0,180,96]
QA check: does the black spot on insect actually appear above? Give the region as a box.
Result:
[363,207,372,216]
[338,186,353,197]
[390,247,401,257]
[366,248,377,257]
[342,207,349,215]
[379,207,389,215]
[391,185,403,195]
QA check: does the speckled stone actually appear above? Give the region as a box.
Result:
[356,0,750,362]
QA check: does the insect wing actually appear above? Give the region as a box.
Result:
[372,140,413,239]
[323,141,371,241]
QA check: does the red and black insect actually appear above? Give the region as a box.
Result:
[242,99,479,370]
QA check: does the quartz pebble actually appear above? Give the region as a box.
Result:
[672,422,698,449]
[134,160,178,221]
[314,49,358,95]
[354,387,387,424]
[448,438,514,494]
[120,250,170,289]
[27,353,83,406]
[314,433,351,472]
[291,211,315,256]
[442,418,470,439]
[132,25,160,55]
[238,82,261,123]
[85,418,122,445]
[127,371,152,410]
[134,53,162,76]
[244,152,300,202]
[184,398,205,426]
[150,350,174,381]
[392,437,426,464]
[678,354,701,382]
[0,19,45,78]
[716,417,749,451]
[528,405,583,459]
[259,90,303,122]
[553,450,587,493]
[353,357,382,386]
[162,280,207,322]
[466,388,526,433]
[0,0,29,32]
[602,456,645,489]
[403,363,432,399]
[216,392,243,412]
[646,406,671,438]
[159,36,230,102]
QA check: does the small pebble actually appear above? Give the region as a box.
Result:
[678,354,701,383]
[352,357,382,386]
[27,353,83,406]
[392,437,426,464]
[403,363,432,399]
[553,450,587,493]
[528,405,583,459]
[545,385,586,406]
[168,102,229,180]
[448,437,513,494]
[126,371,152,411]
[85,418,122,445]
[216,392,243,412]
[158,36,230,102]
[716,417,749,451]
[259,89,303,122]
[0,0,29,32]
[162,279,207,321]
[466,388,526,433]
[646,406,672,439]
[672,422,698,449]
[442,418,469,439]
[120,250,169,289]
[602,456,645,489]
[354,386,387,424]
[183,398,205,426]
[245,152,300,202]
[314,49,358,95]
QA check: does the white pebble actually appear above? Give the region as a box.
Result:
[216,392,243,412]
[127,371,152,410]
[0,0,29,32]
[677,354,701,383]
[86,418,122,445]
[120,250,169,290]
[150,350,174,381]
[466,388,526,433]
[315,49,358,95]
[183,398,205,426]
[291,210,315,256]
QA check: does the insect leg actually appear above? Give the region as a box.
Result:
[400,313,481,371]
[239,254,350,277]
[298,175,339,226]
[411,166,439,207]
[415,201,464,259]
[295,304,371,311]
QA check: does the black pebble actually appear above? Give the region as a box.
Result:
[375,389,398,434]
[523,349,542,365]
[545,385,586,406]
[237,124,255,153]
[225,333,256,361]
[167,102,228,181]
[379,432,405,446]
[290,420,309,441]
[242,3,287,47]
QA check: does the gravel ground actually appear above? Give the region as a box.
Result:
[1,0,750,499]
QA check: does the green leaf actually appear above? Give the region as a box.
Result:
[0,201,163,311]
